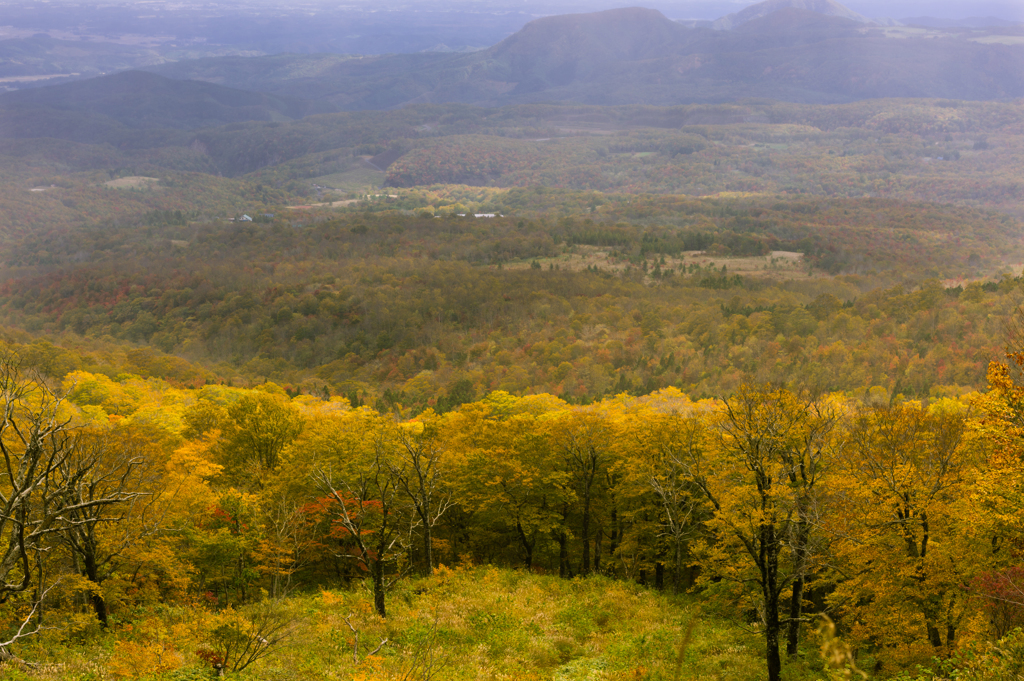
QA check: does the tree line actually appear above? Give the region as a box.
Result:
[2,341,1023,679]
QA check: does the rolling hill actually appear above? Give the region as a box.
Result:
[140,6,1024,109]
[0,70,336,139]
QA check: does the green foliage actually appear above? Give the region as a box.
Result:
[219,392,303,485]
[2,88,1024,681]
[0,197,1016,406]
[2,569,792,680]
[893,628,1024,680]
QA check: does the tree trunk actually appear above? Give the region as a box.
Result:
[516,521,534,570]
[608,508,619,559]
[762,524,782,681]
[557,532,570,579]
[787,511,812,655]
[766,607,782,681]
[83,551,109,628]
[0,646,32,670]
[91,593,109,628]
[581,494,591,574]
[673,540,682,594]
[236,552,247,602]
[787,575,804,656]
[923,589,945,648]
[655,562,664,590]
[422,521,433,577]
[372,559,386,618]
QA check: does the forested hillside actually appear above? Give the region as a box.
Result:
[2,18,1024,676]
[141,7,1024,108]
[4,99,1023,222]
[1,339,1023,680]
[0,196,1019,412]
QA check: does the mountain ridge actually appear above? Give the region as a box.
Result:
[0,70,336,136]
[140,6,1023,109]
[5,5,1022,126]
[712,0,873,30]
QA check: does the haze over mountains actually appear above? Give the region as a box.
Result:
[710,0,872,29]
[0,0,1021,143]
[0,70,336,137]
[0,0,1019,92]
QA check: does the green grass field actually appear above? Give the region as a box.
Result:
[5,567,844,681]
[312,165,387,194]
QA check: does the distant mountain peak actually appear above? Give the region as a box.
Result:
[713,0,872,30]
[490,6,684,58]
[485,6,690,86]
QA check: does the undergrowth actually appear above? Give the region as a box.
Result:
[3,566,842,680]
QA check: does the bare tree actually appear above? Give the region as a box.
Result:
[0,354,144,659]
[341,613,388,664]
[391,418,453,576]
[56,426,161,627]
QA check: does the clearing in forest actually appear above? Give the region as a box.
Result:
[103,176,160,189]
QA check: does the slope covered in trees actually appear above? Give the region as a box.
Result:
[0,196,1019,412]
[0,339,1023,679]
[1,42,1024,679]
[3,99,1023,229]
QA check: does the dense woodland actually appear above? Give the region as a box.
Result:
[1,94,1024,681]
[0,197,1019,410]
[2,340,1024,680]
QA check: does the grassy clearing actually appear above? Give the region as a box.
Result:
[312,166,386,194]
[103,176,160,189]
[500,245,814,282]
[2,567,838,681]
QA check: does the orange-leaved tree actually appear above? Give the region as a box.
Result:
[828,399,977,665]
[304,409,408,618]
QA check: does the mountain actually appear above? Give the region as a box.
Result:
[0,70,336,139]
[4,5,1018,125]
[484,7,689,81]
[712,0,872,30]
[148,52,460,112]
[136,6,1024,109]
[729,8,865,45]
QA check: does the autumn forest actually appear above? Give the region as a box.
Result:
[2,3,1024,679]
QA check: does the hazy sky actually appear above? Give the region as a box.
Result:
[6,0,1023,20]
[527,1,1024,21]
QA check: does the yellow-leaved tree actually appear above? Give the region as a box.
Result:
[613,388,709,593]
[288,408,408,617]
[828,399,980,666]
[681,385,840,681]
[961,351,1024,639]
[442,392,570,571]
